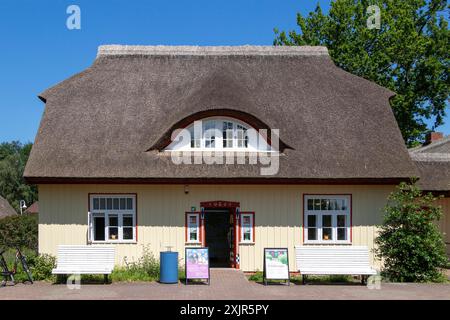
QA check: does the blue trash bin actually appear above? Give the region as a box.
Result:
[160,251,178,283]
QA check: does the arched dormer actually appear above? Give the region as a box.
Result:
[148,109,291,152]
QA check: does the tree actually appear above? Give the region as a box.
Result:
[0,141,37,213]
[274,0,449,146]
[375,181,448,282]
[0,214,38,251]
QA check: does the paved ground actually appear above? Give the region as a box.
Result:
[0,269,449,300]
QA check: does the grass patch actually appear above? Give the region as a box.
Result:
[246,271,354,285]
[111,267,156,282]
[302,275,353,284]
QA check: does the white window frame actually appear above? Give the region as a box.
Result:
[240,213,254,243]
[89,194,136,243]
[304,195,351,244]
[168,117,273,152]
[186,213,201,243]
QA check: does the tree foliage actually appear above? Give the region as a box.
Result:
[375,182,448,282]
[274,0,449,146]
[0,141,37,213]
[0,214,38,251]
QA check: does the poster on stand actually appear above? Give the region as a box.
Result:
[185,247,210,285]
[263,248,290,285]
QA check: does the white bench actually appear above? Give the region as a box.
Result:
[295,245,377,284]
[52,245,115,283]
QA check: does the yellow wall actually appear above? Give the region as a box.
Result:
[38,184,394,271]
[437,198,450,256]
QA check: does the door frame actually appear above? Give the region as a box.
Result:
[200,201,240,269]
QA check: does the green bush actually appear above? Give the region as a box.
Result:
[0,214,38,251]
[28,253,56,281]
[375,182,448,282]
[112,245,160,282]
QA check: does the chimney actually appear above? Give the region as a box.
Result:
[425,132,443,145]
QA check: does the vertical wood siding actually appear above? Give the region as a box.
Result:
[38,184,394,271]
[437,198,450,256]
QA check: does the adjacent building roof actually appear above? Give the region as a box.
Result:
[24,201,39,215]
[24,45,418,183]
[0,196,17,219]
[410,136,450,192]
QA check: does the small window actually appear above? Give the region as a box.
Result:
[89,195,136,243]
[240,213,254,243]
[304,195,351,244]
[186,213,200,243]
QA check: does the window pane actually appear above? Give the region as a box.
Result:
[337,215,346,227]
[322,215,332,227]
[100,198,106,210]
[123,215,133,227]
[109,227,119,240]
[93,216,105,241]
[236,125,248,148]
[106,198,112,210]
[341,199,347,210]
[93,198,99,210]
[204,121,216,148]
[307,215,316,227]
[323,228,332,240]
[329,200,336,210]
[188,215,198,241]
[120,198,126,210]
[223,121,233,148]
[307,228,317,240]
[109,215,118,226]
[123,227,133,240]
[314,199,321,210]
[113,198,119,210]
[126,198,133,210]
[337,228,347,241]
[321,199,328,210]
[307,199,314,210]
[243,231,251,241]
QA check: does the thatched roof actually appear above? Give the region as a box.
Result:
[0,196,16,219]
[24,45,418,183]
[410,136,450,192]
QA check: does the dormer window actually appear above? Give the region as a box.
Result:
[169,117,270,152]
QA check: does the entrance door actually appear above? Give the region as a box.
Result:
[204,209,233,267]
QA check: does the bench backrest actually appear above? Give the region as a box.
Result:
[295,245,371,270]
[56,245,115,271]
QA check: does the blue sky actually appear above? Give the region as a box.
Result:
[0,0,447,143]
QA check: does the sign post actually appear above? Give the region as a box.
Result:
[185,247,210,285]
[263,248,290,286]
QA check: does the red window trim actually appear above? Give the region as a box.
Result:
[185,212,202,243]
[239,212,255,243]
[88,193,138,243]
[302,194,352,244]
